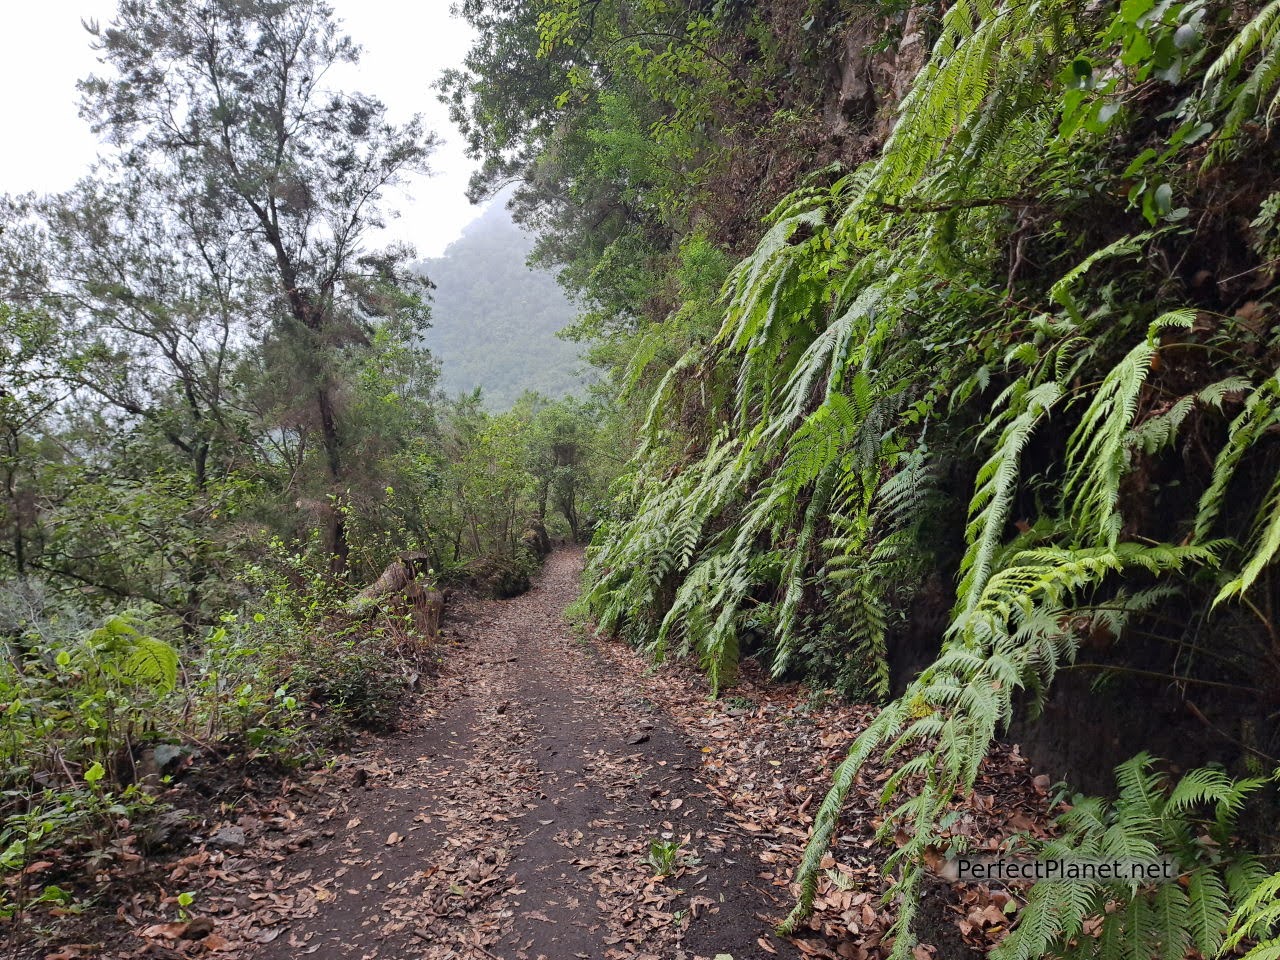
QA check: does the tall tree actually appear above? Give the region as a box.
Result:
[0,304,63,583]
[80,0,437,575]
[1,178,251,493]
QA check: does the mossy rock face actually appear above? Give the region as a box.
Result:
[467,552,536,598]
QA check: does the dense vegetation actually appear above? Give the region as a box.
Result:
[445,0,1280,956]
[8,0,1280,954]
[0,0,610,921]
[414,201,585,408]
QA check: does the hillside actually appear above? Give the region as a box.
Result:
[9,1,1280,958]
[416,202,585,408]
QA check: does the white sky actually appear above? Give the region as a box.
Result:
[0,1,489,257]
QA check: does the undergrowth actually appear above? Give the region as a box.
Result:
[581,0,1280,952]
[0,545,428,920]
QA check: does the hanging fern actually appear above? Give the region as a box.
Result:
[1217,471,1280,603]
[994,755,1269,960]
[1063,312,1195,547]
[780,540,1220,948]
[1202,0,1280,161]
[1225,869,1280,960]
[585,0,1280,951]
[958,379,1063,611]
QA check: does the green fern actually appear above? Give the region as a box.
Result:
[958,379,1063,611]
[583,0,1280,952]
[1194,373,1280,541]
[121,636,180,693]
[1225,871,1280,960]
[89,613,180,694]
[1216,469,1280,603]
[1063,312,1193,547]
[781,542,1219,948]
[994,756,1266,960]
[1202,0,1280,161]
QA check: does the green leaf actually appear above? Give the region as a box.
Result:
[1174,23,1200,49]
[121,636,180,693]
[1121,0,1156,23]
[1070,57,1095,88]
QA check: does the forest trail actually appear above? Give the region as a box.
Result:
[32,548,1044,960]
[250,549,801,960]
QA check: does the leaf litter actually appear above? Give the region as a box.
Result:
[20,550,1055,960]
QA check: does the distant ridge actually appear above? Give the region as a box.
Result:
[415,203,585,409]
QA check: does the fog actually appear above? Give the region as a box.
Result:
[0,1,489,257]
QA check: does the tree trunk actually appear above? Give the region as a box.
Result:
[5,427,24,577]
[347,555,444,637]
[536,478,549,522]
[315,384,348,577]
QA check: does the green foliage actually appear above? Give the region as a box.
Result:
[548,0,1280,952]
[991,755,1272,960]
[69,0,435,576]
[442,0,809,377]
[646,837,684,876]
[88,615,180,693]
[1199,372,1280,603]
[1225,868,1280,960]
[285,632,406,732]
[779,542,1218,941]
[2,610,181,782]
[0,787,138,918]
[958,381,1064,612]
[1202,0,1280,161]
[414,203,584,409]
[0,0,625,932]
[426,393,614,568]
[0,545,430,913]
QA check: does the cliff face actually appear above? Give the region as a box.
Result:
[691,3,932,255]
[757,4,1277,796]
[587,0,1280,800]
[827,8,929,145]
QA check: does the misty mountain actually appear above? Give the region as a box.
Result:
[416,203,585,409]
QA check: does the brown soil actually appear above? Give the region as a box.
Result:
[21,549,1052,960]
[247,548,797,960]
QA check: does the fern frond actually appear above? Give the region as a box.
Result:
[777,699,911,935]
[1063,311,1194,546]
[958,380,1062,611]
[1188,865,1233,956]
[1154,881,1192,960]
[1048,234,1150,323]
[1203,0,1280,161]
[1194,372,1280,541]
[1216,470,1280,604]
[121,635,180,693]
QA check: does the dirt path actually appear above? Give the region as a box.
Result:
[251,549,799,960]
[33,548,1053,960]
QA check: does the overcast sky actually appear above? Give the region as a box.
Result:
[0,1,489,258]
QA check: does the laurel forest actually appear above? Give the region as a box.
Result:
[5,0,1280,956]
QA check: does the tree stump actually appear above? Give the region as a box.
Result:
[346,552,445,640]
[403,581,445,637]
